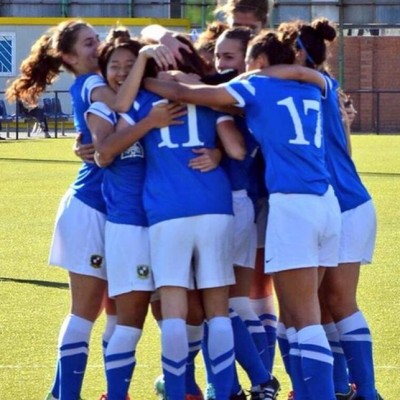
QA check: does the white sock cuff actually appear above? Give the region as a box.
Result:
[298,325,329,347]
[322,322,339,339]
[58,314,93,348]
[277,322,287,338]
[286,327,298,344]
[103,314,118,342]
[229,296,254,319]
[250,295,275,315]
[187,323,204,343]
[336,311,369,335]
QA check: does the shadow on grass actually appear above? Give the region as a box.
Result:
[0,276,68,289]
[0,157,80,164]
[359,171,400,178]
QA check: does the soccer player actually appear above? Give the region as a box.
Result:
[85,28,185,400]
[144,29,342,400]
[5,19,173,400]
[124,36,247,400]
[277,18,382,400]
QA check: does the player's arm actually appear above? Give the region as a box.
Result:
[258,64,326,91]
[92,44,176,113]
[144,78,237,108]
[217,118,246,161]
[140,24,192,62]
[90,103,186,167]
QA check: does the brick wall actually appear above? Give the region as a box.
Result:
[328,37,400,133]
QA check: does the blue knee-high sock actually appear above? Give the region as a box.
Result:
[49,363,60,399]
[58,314,93,400]
[298,325,335,400]
[336,311,377,399]
[203,319,242,396]
[105,325,141,400]
[230,366,243,396]
[230,308,269,386]
[161,318,188,400]
[207,316,235,400]
[230,297,272,373]
[102,313,117,386]
[277,322,291,377]
[186,324,204,396]
[250,297,277,370]
[287,327,310,400]
[323,322,350,394]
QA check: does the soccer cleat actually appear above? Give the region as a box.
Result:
[205,383,216,400]
[230,389,247,399]
[186,384,204,400]
[249,376,281,400]
[186,394,205,400]
[336,384,357,400]
[154,375,167,399]
[355,393,383,400]
[98,395,130,400]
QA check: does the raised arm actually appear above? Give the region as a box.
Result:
[141,24,192,62]
[144,78,237,108]
[92,44,176,113]
[258,64,326,91]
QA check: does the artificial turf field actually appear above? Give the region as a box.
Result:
[0,134,399,399]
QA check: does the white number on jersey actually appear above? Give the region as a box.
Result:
[277,96,322,148]
[155,103,205,149]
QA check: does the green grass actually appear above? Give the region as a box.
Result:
[0,135,399,399]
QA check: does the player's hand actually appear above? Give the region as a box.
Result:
[73,132,95,162]
[148,102,187,128]
[189,148,222,172]
[139,44,177,70]
[159,31,192,63]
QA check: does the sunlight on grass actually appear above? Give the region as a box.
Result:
[1,135,399,398]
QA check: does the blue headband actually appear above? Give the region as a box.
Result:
[296,36,316,66]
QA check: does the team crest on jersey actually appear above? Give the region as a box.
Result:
[121,142,144,160]
[90,254,103,269]
[137,264,150,279]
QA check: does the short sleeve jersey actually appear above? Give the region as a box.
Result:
[224,75,331,195]
[322,74,371,212]
[69,73,107,213]
[85,102,147,226]
[125,89,233,226]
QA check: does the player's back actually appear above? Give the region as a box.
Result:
[226,75,330,196]
[131,89,233,226]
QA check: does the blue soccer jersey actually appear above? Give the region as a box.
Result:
[322,74,371,212]
[69,73,107,213]
[85,102,147,226]
[225,75,331,195]
[125,89,233,226]
[221,115,260,192]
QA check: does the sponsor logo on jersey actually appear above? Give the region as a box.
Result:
[121,142,144,160]
[137,264,150,279]
[90,254,103,268]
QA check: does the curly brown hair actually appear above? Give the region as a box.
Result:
[6,19,92,106]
